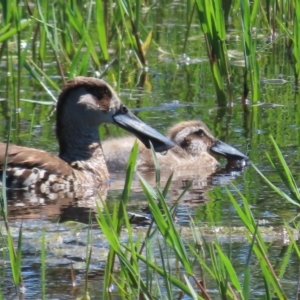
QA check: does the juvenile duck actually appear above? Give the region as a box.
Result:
[0,77,174,191]
[103,120,248,171]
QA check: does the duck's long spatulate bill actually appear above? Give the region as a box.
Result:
[113,111,174,152]
[211,140,248,161]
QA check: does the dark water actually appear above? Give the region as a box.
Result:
[1,1,300,298]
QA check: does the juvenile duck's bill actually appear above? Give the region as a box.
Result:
[211,140,248,161]
[113,110,175,152]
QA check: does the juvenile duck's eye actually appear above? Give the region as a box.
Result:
[122,106,128,113]
[196,130,204,137]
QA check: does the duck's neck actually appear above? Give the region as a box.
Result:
[58,125,103,163]
[57,125,109,182]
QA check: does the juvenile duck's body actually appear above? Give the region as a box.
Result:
[0,77,174,191]
[103,120,247,172]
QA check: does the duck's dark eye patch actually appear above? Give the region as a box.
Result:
[87,86,111,99]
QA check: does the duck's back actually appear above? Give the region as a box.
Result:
[102,137,218,172]
[0,142,74,189]
[102,136,139,171]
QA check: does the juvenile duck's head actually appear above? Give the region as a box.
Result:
[169,121,247,161]
[56,77,174,161]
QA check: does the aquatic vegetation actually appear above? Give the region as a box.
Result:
[94,143,293,298]
[2,0,300,298]
[194,0,231,103]
[240,0,260,103]
[254,135,300,207]
[0,137,299,298]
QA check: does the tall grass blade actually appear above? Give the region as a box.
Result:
[101,141,138,296]
[266,135,300,200]
[95,0,109,61]
[133,249,202,299]
[0,20,31,42]
[252,164,300,207]
[149,142,160,188]
[194,0,231,100]
[139,175,193,274]
[214,243,242,293]
[240,0,260,102]
[227,186,287,298]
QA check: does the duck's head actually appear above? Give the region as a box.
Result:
[56,77,174,153]
[169,121,248,161]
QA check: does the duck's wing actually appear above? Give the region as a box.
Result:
[0,142,73,176]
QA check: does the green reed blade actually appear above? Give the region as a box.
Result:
[100,141,138,296]
[78,47,90,75]
[228,187,286,298]
[149,142,160,188]
[132,248,203,299]
[6,230,19,284]
[277,242,293,280]
[253,163,300,207]
[97,204,151,297]
[250,0,260,25]
[116,0,145,66]
[121,140,138,206]
[37,0,48,61]
[240,0,260,102]
[139,175,193,275]
[24,61,57,102]
[243,222,259,300]
[0,20,31,43]
[215,243,242,293]
[0,24,12,35]
[195,0,231,98]
[162,172,173,198]
[95,0,109,60]
[157,241,173,300]
[64,1,100,67]
[68,38,87,77]
[267,135,300,201]
[15,223,23,280]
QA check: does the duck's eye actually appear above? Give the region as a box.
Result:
[122,106,128,113]
[183,138,190,145]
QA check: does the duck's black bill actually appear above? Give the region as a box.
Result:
[113,110,175,152]
[211,140,248,161]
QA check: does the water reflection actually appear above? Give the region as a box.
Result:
[5,160,247,225]
[6,184,109,221]
[1,0,300,297]
[107,161,248,225]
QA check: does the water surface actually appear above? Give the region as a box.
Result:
[1,1,300,298]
